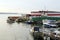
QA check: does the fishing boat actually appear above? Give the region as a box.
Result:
[7,16,20,24]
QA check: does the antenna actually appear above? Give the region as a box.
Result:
[44,5,46,11]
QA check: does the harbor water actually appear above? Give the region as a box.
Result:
[0,14,33,40]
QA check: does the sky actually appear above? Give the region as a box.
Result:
[0,0,60,13]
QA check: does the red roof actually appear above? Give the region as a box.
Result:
[48,14,60,16]
[26,12,60,16]
[30,13,41,16]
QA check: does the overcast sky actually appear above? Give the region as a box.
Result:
[0,0,60,13]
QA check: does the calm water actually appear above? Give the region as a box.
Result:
[0,14,33,40]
